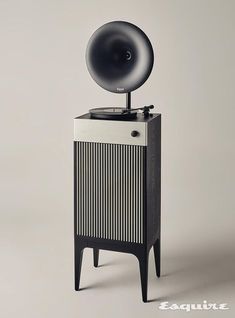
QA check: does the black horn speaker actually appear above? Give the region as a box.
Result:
[86,21,154,93]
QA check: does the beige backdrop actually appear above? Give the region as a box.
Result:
[0,0,235,317]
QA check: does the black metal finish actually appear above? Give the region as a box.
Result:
[86,21,154,94]
[131,130,139,137]
[74,114,161,302]
[122,104,154,114]
[93,248,99,268]
[74,235,152,302]
[153,239,160,277]
[126,92,131,109]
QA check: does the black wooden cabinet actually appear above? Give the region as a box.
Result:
[74,113,161,302]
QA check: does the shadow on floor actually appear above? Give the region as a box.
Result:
[81,243,235,301]
[152,244,235,301]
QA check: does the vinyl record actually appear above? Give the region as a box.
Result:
[89,107,137,120]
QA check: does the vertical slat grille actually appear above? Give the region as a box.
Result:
[75,142,144,243]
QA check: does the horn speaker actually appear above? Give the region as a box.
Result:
[86,21,154,94]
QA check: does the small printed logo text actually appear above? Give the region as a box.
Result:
[158,301,229,312]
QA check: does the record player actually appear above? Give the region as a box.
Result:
[74,21,161,302]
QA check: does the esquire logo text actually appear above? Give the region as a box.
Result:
[159,300,229,312]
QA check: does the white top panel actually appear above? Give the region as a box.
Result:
[74,118,147,146]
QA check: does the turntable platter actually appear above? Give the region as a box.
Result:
[89,107,137,120]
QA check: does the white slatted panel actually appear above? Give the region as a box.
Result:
[75,142,144,243]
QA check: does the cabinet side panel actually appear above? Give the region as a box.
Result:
[146,115,161,247]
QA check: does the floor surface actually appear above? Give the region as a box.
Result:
[1,214,234,318]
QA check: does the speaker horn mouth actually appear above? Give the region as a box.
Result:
[112,49,131,62]
[86,21,154,94]
[124,50,132,61]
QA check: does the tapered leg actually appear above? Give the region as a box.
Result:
[74,243,84,291]
[93,248,99,268]
[138,251,149,303]
[153,238,161,277]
